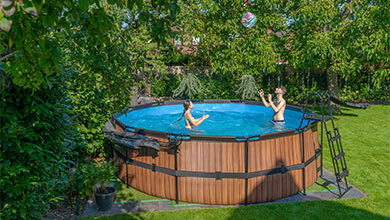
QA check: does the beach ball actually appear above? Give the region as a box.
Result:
[241,12,257,28]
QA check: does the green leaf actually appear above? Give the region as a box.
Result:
[169,3,179,20]
[134,0,143,10]
[139,12,149,22]
[79,0,90,11]
[0,17,12,32]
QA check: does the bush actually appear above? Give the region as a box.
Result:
[95,160,117,194]
[236,75,259,100]
[340,84,390,102]
[284,85,320,105]
[64,161,99,209]
[150,72,179,97]
[64,159,117,208]
[173,73,204,99]
[0,82,84,219]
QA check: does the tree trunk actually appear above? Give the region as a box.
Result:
[326,68,341,114]
[131,84,138,106]
[145,75,151,96]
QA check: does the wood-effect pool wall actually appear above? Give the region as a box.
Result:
[113,123,321,205]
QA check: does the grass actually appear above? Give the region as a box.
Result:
[83,105,390,219]
[304,178,336,193]
[114,178,161,202]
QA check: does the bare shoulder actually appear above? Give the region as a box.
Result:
[281,99,286,105]
[185,111,193,119]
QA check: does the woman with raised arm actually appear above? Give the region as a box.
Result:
[259,86,287,125]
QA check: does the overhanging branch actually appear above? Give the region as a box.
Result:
[0,51,18,62]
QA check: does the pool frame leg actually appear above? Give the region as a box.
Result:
[174,148,179,204]
[245,140,249,205]
[126,149,129,188]
[301,130,306,195]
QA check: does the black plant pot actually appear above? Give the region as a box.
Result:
[95,186,116,211]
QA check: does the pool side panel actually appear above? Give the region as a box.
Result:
[111,100,320,205]
[113,124,321,205]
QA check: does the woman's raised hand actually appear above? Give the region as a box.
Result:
[259,89,264,97]
[268,94,272,101]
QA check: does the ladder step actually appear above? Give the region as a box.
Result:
[335,152,345,160]
[330,134,341,142]
[337,170,349,179]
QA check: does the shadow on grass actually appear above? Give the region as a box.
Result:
[114,179,161,202]
[311,106,359,120]
[227,199,389,220]
[315,179,331,188]
[114,178,136,202]
[229,157,387,220]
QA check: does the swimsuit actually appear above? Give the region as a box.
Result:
[271,119,285,125]
[273,99,283,116]
[185,118,195,129]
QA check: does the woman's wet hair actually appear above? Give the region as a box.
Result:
[176,100,190,121]
[280,86,287,95]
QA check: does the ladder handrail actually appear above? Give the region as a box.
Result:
[317,91,331,116]
[299,92,326,128]
[317,91,338,130]
[300,91,351,198]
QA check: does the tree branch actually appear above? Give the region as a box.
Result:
[0,51,18,62]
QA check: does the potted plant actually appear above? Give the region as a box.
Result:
[94,160,118,211]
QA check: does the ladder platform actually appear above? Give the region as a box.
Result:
[303,113,332,122]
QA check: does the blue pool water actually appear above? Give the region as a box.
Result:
[116,104,307,137]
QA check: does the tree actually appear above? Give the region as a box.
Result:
[172,0,285,89]
[0,1,181,218]
[284,0,389,112]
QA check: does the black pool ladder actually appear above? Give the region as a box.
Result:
[299,91,352,198]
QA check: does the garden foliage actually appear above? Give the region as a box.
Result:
[173,72,203,99]
[0,81,84,219]
[0,1,179,219]
[165,0,389,102]
[236,75,259,100]
[0,1,389,219]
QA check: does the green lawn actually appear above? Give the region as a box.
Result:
[114,178,162,203]
[83,105,390,219]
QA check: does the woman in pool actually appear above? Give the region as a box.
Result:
[177,100,209,129]
[259,86,287,126]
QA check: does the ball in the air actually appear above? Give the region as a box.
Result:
[241,12,257,28]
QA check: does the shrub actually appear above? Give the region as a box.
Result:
[0,82,84,219]
[236,75,259,100]
[173,73,204,99]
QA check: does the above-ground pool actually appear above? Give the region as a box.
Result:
[109,100,322,205]
[117,103,306,137]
